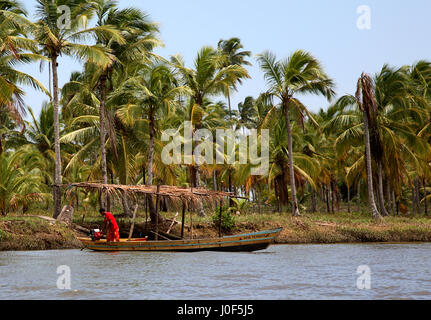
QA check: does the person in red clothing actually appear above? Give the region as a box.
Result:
[100,208,120,242]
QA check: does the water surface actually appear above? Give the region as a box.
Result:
[1,244,431,299]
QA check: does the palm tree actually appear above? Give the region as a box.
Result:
[331,65,425,217]
[257,50,335,216]
[217,37,251,116]
[0,149,46,215]
[3,0,125,217]
[115,63,189,222]
[217,38,251,202]
[91,0,160,208]
[0,3,49,154]
[355,73,382,219]
[171,47,249,216]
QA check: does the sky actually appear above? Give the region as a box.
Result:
[17,0,431,119]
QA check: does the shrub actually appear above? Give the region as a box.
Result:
[212,205,236,231]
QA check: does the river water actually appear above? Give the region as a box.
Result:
[1,244,431,300]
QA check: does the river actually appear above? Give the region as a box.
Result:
[1,244,431,300]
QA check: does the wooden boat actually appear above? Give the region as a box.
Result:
[78,228,282,252]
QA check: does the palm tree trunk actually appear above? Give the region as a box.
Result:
[195,163,206,217]
[363,110,381,219]
[392,189,397,216]
[147,113,155,186]
[357,180,361,213]
[377,162,389,216]
[227,89,232,118]
[213,170,217,191]
[257,187,262,214]
[325,185,330,213]
[411,185,416,215]
[99,75,108,209]
[423,178,428,216]
[192,125,206,217]
[147,109,164,223]
[330,180,335,213]
[228,168,235,207]
[311,188,317,213]
[121,191,131,217]
[415,179,422,214]
[385,178,391,214]
[347,184,351,214]
[283,105,300,217]
[51,55,62,218]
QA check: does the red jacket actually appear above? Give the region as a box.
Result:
[103,212,119,231]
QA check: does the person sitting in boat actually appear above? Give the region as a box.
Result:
[100,208,120,242]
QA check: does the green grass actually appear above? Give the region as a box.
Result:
[0,214,82,251]
[2,209,431,250]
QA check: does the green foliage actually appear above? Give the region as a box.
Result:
[212,205,236,231]
[1,0,431,222]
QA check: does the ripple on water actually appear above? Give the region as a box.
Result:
[2,244,431,299]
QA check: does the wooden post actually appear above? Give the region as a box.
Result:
[167,212,178,234]
[128,204,139,241]
[219,200,223,238]
[145,197,148,222]
[155,184,160,240]
[190,201,193,239]
[181,202,185,239]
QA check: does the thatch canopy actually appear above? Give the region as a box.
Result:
[64,183,241,209]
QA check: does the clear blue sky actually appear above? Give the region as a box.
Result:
[18,0,431,118]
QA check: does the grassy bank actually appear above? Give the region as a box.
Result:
[167,211,431,244]
[0,216,82,251]
[2,210,431,251]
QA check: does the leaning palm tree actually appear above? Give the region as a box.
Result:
[257,50,335,216]
[171,47,249,216]
[355,73,382,219]
[331,65,424,217]
[2,0,124,217]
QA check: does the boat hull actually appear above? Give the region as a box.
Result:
[78,228,282,252]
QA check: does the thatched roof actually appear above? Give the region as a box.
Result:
[65,183,241,208]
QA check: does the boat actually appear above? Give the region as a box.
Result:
[78,228,282,252]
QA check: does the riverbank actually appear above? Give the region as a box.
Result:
[0,216,82,251]
[2,211,431,251]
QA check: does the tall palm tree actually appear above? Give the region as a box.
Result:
[331,65,425,216]
[91,0,160,208]
[171,47,249,216]
[115,63,189,222]
[258,50,335,216]
[217,37,251,117]
[355,73,382,219]
[0,3,49,154]
[217,38,251,201]
[3,0,124,217]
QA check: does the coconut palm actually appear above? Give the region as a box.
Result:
[330,65,426,217]
[257,50,335,216]
[0,3,49,154]
[115,62,189,221]
[2,0,125,217]
[90,0,161,208]
[355,73,383,219]
[0,149,47,215]
[171,46,249,216]
[217,37,251,116]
